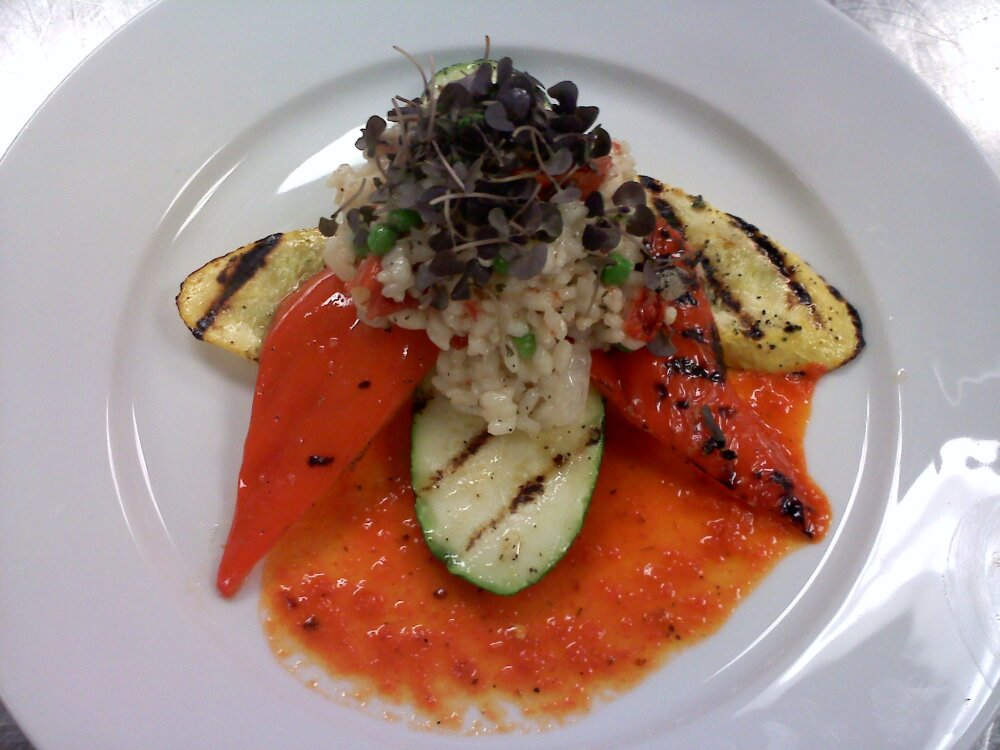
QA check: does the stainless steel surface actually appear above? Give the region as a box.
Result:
[0,1,997,747]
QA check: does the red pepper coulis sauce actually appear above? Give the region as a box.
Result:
[262,370,820,730]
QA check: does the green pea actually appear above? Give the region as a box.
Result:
[386,208,421,233]
[366,223,398,256]
[493,256,509,276]
[512,331,537,360]
[600,251,632,286]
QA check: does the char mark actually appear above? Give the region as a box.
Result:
[509,475,546,511]
[665,356,724,384]
[465,473,548,553]
[700,256,742,313]
[726,213,834,328]
[463,428,599,554]
[728,215,790,276]
[425,428,493,490]
[638,175,664,194]
[652,197,686,234]
[680,326,708,344]
[192,233,283,338]
[788,281,813,306]
[779,495,815,538]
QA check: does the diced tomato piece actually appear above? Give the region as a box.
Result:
[347,256,417,318]
[622,287,665,342]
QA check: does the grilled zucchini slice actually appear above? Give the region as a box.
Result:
[411,385,604,595]
[643,177,864,372]
[175,228,326,361]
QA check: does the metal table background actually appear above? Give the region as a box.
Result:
[1,1,997,748]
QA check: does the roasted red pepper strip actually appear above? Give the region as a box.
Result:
[216,269,438,596]
[591,197,831,538]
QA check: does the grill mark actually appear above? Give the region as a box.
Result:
[788,281,813,306]
[831,286,866,362]
[192,233,284,339]
[412,388,431,416]
[424,428,493,491]
[464,473,546,553]
[701,256,771,342]
[463,430,598,554]
[700,255,742,313]
[726,213,833,328]
[509,476,546,511]
[665,356,724,383]
[680,326,708,344]
[674,291,697,307]
[638,174,663,194]
[728,214,790,275]
[652,197,685,234]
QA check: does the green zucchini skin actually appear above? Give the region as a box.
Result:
[431,60,494,89]
[411,386,604,595]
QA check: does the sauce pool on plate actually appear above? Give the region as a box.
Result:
[262,370,817,730]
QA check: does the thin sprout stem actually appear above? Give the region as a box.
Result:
[431,139,465,190]
[472,123,505,163]
[448,236,505,254]
[389,99,409,168]
[393,46,429,94]
[425,53,438,140]
[333,178,369,215]
[427,191,523,207]
[509,182,543,222]
[479,171,542,184]
[440,194,473,243]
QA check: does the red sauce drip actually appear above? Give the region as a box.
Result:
[262,370,818,730]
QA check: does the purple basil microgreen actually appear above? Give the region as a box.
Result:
[549,185,582,204]
[430,284,450,310]
[355,115,387,157]
[437,81,472,112]
[428,229,455,252]
[582,220,621,252]
[575,106,599,131]
[499,86,532,121]
[318,215,338,238]
[430,249,465,277]
[470,63,493,97]
[646,330,676,358]
[484,101,515,132]
[590,126,611,158]
[547,80,578,113]
[413,262,437,292]
[612,180,647,209]
[542,148,573,175]
[450,273,472,301]
[625,205,656,237]
[495,56,513,84]
[584,190,605,218]
[508,243,548,280]
[466,258,492,286]
[538,203,563,241]
[487,207,510,237]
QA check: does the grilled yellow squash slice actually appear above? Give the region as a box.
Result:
[176,228,326,361]
[643,177,863,372]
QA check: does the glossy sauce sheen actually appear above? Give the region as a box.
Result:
[263,371,818,730]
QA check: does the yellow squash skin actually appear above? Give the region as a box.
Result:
[176,228,326,361]
[647,180,863,372]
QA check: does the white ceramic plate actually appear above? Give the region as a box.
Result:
[2,1,998,748]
